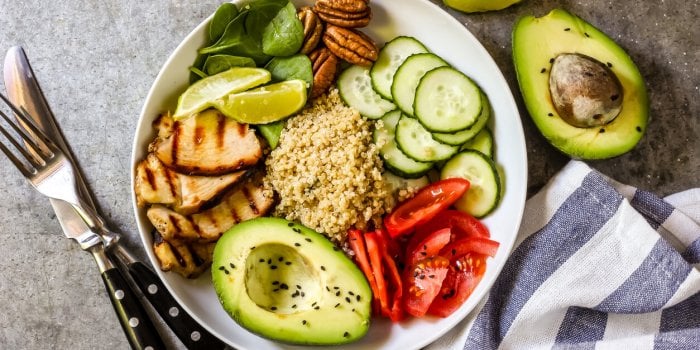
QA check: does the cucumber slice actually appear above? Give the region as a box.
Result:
[338,65,396,119]
[391,53,449,116]
[382,171,430,197]
[414,67,482,133]
[374,110,433,178]
[370,37,429,100]
[441,150,501,218]
[395,114,458,162]
[460,127,494,158]
[432,93,491,145]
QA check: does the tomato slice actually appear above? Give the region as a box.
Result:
[403,256,450,317]
[365,231,390,316]
[348,229,381,313]
[376,231,405,322]
[407,228,452,266]
[428,253,486,317]
[415,210,490,241]
[440,236,500,261]
[384,178,471,238]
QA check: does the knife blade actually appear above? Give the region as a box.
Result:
[3,46,228,349]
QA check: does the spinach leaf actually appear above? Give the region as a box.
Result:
[204,55,257,75]
[199,11,271,65]
[209,3,239,43]
[244,0,288,42]
[256,120,285,149]
[264,54,313,86]
[189,52,209,83]
[262,2,303,56]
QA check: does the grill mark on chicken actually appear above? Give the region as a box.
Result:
[217,113,226,148]
[236,121,247,137]
[169,241,187,267]
[164,166,178,199]
[144,166,157,191]
[169,214,182,235]
[241,186,259,215]
[194,126,205,147]
[171,120,181,166]
[230,205,241,224]
[186,244,205,267]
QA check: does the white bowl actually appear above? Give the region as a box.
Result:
[130,0,527,349]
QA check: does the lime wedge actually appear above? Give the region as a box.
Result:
[213,80,308,124]
[173,67,271,119]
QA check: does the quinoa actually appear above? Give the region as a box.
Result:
[263,88,394,242]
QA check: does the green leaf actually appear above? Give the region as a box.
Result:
[199,11,271,65]
[204,55,257,75]
[256,120,286,149]
[209,3,239,43]
[264,54,313,87]
[262,2,304,56]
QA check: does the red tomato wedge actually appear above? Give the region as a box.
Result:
[384,179,470,238]
[348,229,381,312]
[403,256,450,317]
[375,231,406,322]
[440,236,500,262]
[415,210,491,241]
[428,253,486,317]
[365,231,391,316]
[407,228,452,266]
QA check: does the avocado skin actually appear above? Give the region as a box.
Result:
[513,9,649,159]
[212,217,371,345]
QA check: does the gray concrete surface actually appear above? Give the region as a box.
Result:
[0,0,696,349]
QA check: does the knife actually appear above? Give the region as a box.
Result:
[3,46,228,349]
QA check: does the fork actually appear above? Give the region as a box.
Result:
[0,93,105,242]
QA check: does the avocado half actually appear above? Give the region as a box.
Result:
[443,0,522,13]
[513,9,649,159]
[212,217,371,345]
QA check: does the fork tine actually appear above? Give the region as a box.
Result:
[0,93,55,161]
[0,110,47,169]
[0,140,33,177]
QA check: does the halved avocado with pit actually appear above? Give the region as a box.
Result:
[513,9,649,159]
[212,217,371,345]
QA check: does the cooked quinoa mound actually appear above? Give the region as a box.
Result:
[264,88,393,242]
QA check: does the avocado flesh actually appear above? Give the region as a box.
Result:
[212,217,371,345]
[513,9,648,159]
[443,0,522,13]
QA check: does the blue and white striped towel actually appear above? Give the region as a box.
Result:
[428,160,700,349]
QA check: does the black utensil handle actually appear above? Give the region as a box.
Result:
[128,261,228,349]
[101,267,165,350]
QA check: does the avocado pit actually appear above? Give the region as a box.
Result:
[549,53,623,128]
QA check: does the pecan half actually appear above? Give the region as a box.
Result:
[314,0,371,28]
[323,25,377,67]
[309,47,339,98]
[297,6,323,54]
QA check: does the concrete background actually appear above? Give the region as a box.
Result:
[0,0,696,349]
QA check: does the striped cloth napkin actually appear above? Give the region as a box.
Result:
[428,160,700,349]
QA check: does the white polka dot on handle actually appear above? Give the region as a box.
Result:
[129,317,139,327]
[114,290,124,300]
[169,307,179,317]
[147,284,158,294]
[191,331,201,341]
[145,347,153,350]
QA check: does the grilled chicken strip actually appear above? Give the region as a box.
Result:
[149,110,262,175]
[152,231,215,278]
[147,170,273,242]
[135,153,246,214]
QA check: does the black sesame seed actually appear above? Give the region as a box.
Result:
[292,291,299,297]
[335,303,340,308]
[250,246,256,250]
[292,304,297,308]
[321,266,326,271]
[259,258,265,263]
[302,320,307,325]
[272,281,280,285]
[288,222,294,227]
[295,243,301,247]
[429,274,436,279]
[414,271,419,277]
[607,62,613,68]
[285,261,292,265]
[599,128,606,133]
[271,306,277,311]
[223,269,230,275]
[564,27,571,31]
[549,58,555,63]
[314,306,320,310]
[334,286,340,290]
[273,288,279,292]
[218,266,225,271]
[326,286,331,292]
[540,68,546,73]
[271,265,278,269]
[356,295,361,302]
[278,257,284,262]
[423,244,427,250]
[293,228,302,233]
[336,291,341,296]
[297,285,302,290]
[312,302,317,307]
[420,251,427,256]
[419,274,425,280]
[548,112,554,117]
[451,249,457,256]
[345,297,351,303]
[636,126,642,132]
[344,332,350,338]
[301,292,306,297]
[352,308,355,312]
[584,32,590,37]
[305,238,312,242]
[229,263,235,269]
[267,259,272,264]
[349,291,355,296]
[280,283,289,290]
